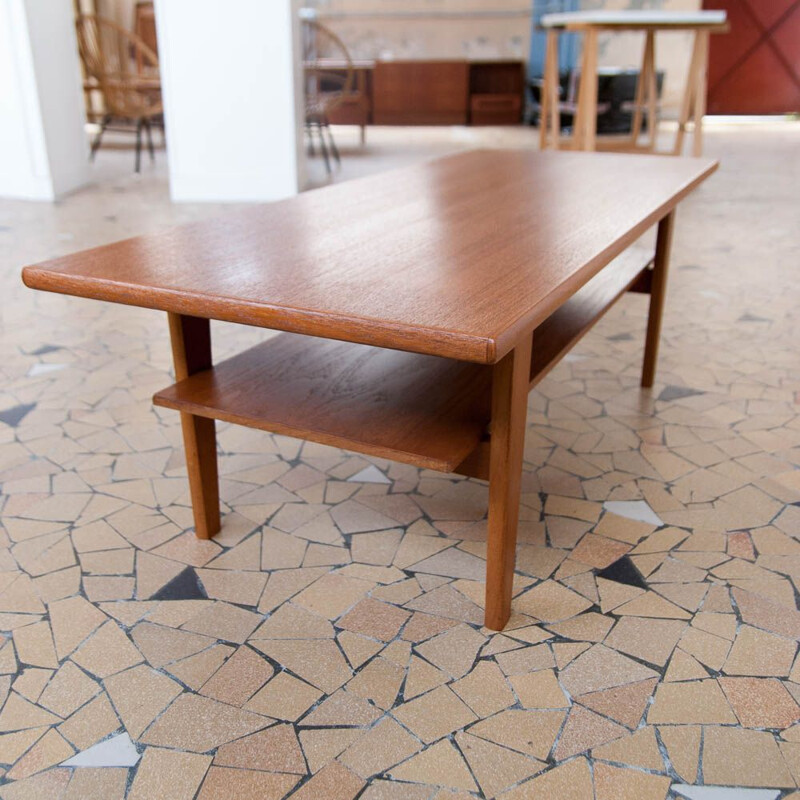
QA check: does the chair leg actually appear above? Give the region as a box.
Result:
[324,122,340,165]
[90,114,111,161]
[317,122,332,174]
[144,118,155,162]
[135,119,143,173]
[306,121,316,156]
[360,124,366,145]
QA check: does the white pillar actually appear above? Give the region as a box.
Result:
[0,0,89,201]
[154,0,306,203]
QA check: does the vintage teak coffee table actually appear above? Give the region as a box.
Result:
[22,150,717,630]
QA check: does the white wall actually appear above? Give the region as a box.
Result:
[0,0,89,201]
[154,0,305,203]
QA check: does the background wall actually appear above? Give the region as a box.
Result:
[310,0,702,113]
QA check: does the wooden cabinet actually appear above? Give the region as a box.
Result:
[469,61,525,125]
[373,61,470,125]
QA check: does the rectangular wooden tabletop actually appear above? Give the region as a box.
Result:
[22,150,717,364]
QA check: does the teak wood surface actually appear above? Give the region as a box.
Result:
[22,149,717,629]
[24,150,715,365]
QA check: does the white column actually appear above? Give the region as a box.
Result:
[0,0,89,201]
[154,0,306,203]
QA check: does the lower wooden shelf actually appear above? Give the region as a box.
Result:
[154,248,652,478]
[530,246,654,386]
[154,333,492,473]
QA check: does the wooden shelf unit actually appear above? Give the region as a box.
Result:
[153,247,653,480]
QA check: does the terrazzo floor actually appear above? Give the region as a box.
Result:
[0,120,799,799]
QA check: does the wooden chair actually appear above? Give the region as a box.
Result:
[75,13,162,172]
[302,19,355,174]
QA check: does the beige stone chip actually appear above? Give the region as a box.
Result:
[389,739,478,793]
[199,645,274,707]
[57,692,121,750]
[591,726,664,771]
[559,644,658,697]
[702,726,795,787]
[181,601,262,644]
[245,671,322,721]
[339,717,423,778]
[250,638,352,694]
[392,685,477,744]
[214,723,306,774]
[469,709,566,761]
[12,622,58,670]
[647,680,736,725]
[723,624,797,677]
[451,661,516,717]
[48,596,106,660]
[140,694,269,752]
[576,678,657,729]
[457,731,546,797]
[553,705,627,760]
[38,661,100,718]
[593,763,671,800]
[104,664,183,738]
[128,748,212,800]
[250,602,334,640]
[719,676,800,728]
[0,692,60,732]
[6,728,74,781]
[288,762,365,800]
[499,756,594,800]
[604,617,687,668]
[299,727,365,774]
[293,573,375,620]
[299,688,380,727]
[337,598,411,642]
[658,725,700,783]
[515,580,593,622]
[511,669,570,710]
[415,623,486,680]
[71,620,143,679]
[63,767,128,800]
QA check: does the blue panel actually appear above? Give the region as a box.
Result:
[529,0,581,80]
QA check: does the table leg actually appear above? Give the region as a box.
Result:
[541,30,560,150]
[575,30,598,151]
[167,313,220,539]
[646,33,659,151]
[673,31,702,156]
[641,211,675,388]
[692,30,710,157]
[630,32,652,146]
[485,334,533,631]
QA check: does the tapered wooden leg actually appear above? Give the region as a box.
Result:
[630,32,651,145]
[574,30,598,151]
[541,30,560,150]
[692,31,710,157]
[485,334,533,631]
[641,211,675,388]
[673,31,702,156]
[167,313,220,539]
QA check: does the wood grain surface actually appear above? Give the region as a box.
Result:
[22,150,717,364]
[154,332,492,472]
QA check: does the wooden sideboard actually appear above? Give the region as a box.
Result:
[326,59,525,127]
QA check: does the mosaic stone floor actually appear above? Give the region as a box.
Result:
[0,121,799,799]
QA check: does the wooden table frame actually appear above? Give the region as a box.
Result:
[156,211,674,630]
[22,150,716,631]
[539,13,728,156]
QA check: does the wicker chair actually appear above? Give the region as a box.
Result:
[75,14,162,172]
[302,19,355,174]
